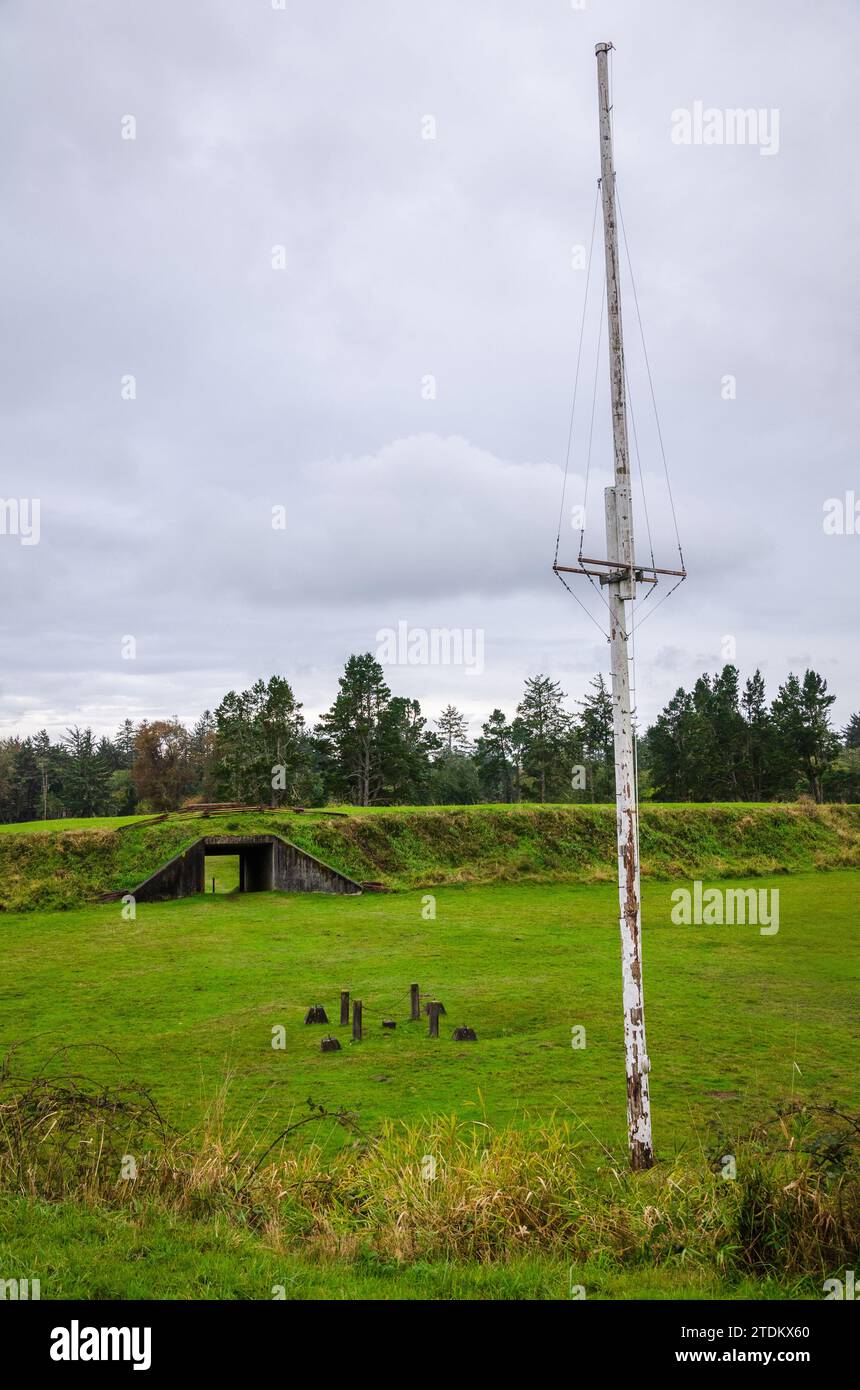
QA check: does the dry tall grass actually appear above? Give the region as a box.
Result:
[1,1055,856,1279]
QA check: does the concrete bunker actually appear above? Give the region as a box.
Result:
[130,833,362,903]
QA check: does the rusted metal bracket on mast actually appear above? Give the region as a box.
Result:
[553,557,686,586]
[578,556,686,578]
[553,562,656,585]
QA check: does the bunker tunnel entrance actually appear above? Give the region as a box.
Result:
[129,833,363,903]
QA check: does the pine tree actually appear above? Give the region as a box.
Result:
[380,697,437,802]
[191,710,218,801]
[213,689,252,800]
[12,738,41,821]
[317,654,392,805]
[435,705,471,755]
[96,734,123,773]
[516,675,571,802]
[771,670,840,803]
[213,679,308,805]
[114,719,137,769]
[247,676,307,806]
[740,670,773,800]
[61,727,111,816]
[474,709,514,802]
[575,674,614,801]
[842,712,860,750]
[690,665,746,800]
[509,715,529,802]
[643,687,697,800]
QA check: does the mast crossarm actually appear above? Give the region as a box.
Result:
[552,563,657,584]
[553,559,684,579]
[577,556,687,578]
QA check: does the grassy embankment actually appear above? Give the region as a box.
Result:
[2,802,859,912]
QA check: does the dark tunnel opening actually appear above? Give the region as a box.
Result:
[203,840,274,893]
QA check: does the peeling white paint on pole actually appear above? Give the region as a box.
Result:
[596,42,654,1171]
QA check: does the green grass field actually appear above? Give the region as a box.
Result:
[3,872,855,1146]
[0,1202,818,1301]
[203,854,240,894]
[0,814,153,835]
[1,869,857,1299]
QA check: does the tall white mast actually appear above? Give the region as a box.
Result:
[595,39,653,1170]
[554,42,686,1167]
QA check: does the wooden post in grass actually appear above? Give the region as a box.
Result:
[410,983,420,1021]
[428,1001,441,1038]
[352,999,363,1042]
[340,990,350,1026]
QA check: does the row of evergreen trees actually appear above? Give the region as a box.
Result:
[0,658,856,821]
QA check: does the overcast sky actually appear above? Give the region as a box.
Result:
[1,0,858,743]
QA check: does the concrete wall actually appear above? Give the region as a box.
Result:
[130,833,361,903]
[241,843,273,892]
[273,838,359,893]
[133,843,205,902]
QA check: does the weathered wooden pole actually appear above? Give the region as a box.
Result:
[595,41,654,1171]
[427,1001,441,1038]
[410,983,420,1021]
[352,999,363,1042]
[340,990,350,1026]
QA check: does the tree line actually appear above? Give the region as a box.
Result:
[0,656,857,821]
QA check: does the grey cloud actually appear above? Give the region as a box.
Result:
[0,0,857,739]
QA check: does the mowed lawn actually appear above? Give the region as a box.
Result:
[0,814,153,835]
[1,872,857,1157]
